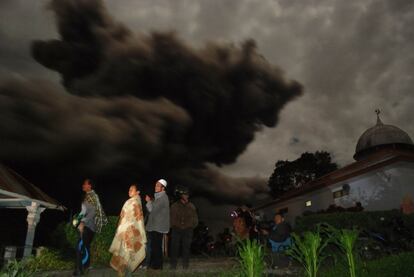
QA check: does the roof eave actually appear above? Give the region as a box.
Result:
[0,189,66,211]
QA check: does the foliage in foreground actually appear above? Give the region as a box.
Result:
[288,223,414,277]
[286,224,360,277]
[286,224,330,277]
[236,239,266,277]
[26,247,73,271]
[321,251,414,277]
[0,259,36,277]
[53,216,118,265]
[332,229,359,277]
[0,247,73,277]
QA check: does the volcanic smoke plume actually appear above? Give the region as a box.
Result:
[0,0,302,204]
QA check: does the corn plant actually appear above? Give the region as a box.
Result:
[286,226,330,277]
[332,228,359,277]
[236,239,265,277]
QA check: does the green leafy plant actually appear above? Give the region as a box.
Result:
[286,225,330,277]
[26,247,73,271]
[331,228,359,277]
[57,216,118,265]
[321,251,414,277]
[236,239,265,277]
[0,259,37,277]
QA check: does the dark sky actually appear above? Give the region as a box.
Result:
[1,0,414,234]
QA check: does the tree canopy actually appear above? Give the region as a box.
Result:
[268,151,338,198]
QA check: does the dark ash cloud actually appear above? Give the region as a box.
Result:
[0,78,190,173]
[0,0,302,205]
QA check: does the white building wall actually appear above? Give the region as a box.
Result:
[260,188,334,226]
[334,162,414,211]
[259,161,414,226]
[302,189,333,213]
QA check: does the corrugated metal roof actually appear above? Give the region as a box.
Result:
[0,164,64,210]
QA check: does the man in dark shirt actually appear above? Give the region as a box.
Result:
[268,213,291,252]
[170,187,198,269]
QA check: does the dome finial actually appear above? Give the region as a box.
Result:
[375,109,383,125]
[354,109,413,160]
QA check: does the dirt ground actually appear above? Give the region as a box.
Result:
[37,257,300,276]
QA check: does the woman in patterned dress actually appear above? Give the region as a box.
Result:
[109,184,147,276]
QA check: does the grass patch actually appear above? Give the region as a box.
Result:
[321,251,414,277]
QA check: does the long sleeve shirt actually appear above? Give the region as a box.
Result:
[145,191,170,233]
[269,221,291,242]
[170,200,198,230]
[80,201,96,232]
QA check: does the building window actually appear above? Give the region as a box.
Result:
[278,207,288,214]
[333,190,344,198]
[305,200,312,207]
[333,184,350,199]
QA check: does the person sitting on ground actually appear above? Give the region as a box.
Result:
[263,213,291,253]
[232,212,250,240]
[232,205,258,240]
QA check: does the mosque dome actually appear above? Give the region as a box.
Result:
[354,110,413,160]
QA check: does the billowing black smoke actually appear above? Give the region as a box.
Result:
[0,0,302,207]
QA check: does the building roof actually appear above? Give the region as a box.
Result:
[254,147,414,212]
[0,164,65,210]
[354,113,413,160]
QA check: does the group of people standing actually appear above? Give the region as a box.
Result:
[73,178,198,276]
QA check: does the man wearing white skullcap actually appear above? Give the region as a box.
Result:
[145,179,170,270]
[157,179,167,188]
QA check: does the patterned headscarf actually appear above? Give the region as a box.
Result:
[85,190,108,233]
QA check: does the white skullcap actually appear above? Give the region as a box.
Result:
[157,179,167,187]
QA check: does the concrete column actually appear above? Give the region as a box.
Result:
[23,202,45,257]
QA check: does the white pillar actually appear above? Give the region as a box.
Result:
[23,202,45,257]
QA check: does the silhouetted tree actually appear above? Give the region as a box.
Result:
[268,151,338,197]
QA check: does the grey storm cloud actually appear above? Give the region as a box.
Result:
[220,0,414,178]
[0,78,190,172]
[0,0,302,204]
